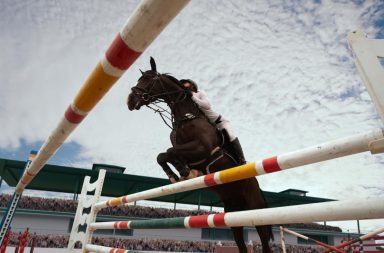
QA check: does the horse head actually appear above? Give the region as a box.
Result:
[127,57,184,111]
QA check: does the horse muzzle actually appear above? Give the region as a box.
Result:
[127,93,146,111]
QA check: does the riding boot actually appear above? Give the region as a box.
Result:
[230,138,246,165]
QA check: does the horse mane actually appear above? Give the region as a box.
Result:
[159,73,183,89]
[139,70,183,91]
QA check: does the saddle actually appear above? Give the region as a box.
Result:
[172,112,239,177]
[188,129,238,175]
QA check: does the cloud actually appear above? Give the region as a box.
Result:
[1,0,383,233]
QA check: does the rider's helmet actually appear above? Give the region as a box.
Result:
[180,79,198,92]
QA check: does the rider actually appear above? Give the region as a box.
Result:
[179,79,246,165]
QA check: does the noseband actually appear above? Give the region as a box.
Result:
[131,86,153,102]
[131,74,190,129]
[131,75,187,105]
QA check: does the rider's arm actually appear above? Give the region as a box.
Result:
[191,90,211,110]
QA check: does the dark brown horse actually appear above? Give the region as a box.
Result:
[127,58,273,253]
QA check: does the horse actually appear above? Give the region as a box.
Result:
[127,57,273,253]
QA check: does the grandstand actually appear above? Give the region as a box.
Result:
[1,157,375,252]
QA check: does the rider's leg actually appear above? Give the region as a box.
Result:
[230,137,246,165]
[219,122,246,165]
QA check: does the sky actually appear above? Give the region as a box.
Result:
[1,0,384,234]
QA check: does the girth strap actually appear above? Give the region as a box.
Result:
[188,147,227,175]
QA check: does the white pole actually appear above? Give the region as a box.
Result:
[90,198,384,230]
[280,226,287,253]
[223,198,383,228]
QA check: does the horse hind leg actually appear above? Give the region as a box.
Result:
[230,227,248,253]
[256,225,272,253]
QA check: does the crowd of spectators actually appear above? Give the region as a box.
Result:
[6,232,324,253]
[0,194,343,232]
[0,193,340,252]
[0,194,211,218]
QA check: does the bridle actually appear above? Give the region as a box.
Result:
[131,74,190,129]
[131,85,187,105]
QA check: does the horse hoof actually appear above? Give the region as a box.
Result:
[169,177,178,184]
[186,169,202,179]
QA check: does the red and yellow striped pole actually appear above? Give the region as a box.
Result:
[15,0,190,193]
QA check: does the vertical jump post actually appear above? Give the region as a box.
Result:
[348,31,384,153]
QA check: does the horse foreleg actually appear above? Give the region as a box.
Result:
[167,140,213,180]
[157,152,179,183]
[167,143,206,180]
[157,151,192,179]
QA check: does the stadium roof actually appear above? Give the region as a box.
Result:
[0,158,333,208]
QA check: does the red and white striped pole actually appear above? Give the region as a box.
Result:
[15,0,190,194]
[325,227,384,253]
[281,227,346,253]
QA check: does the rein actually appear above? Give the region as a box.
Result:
[132,76,192,130]
[146,102,174,129]
[131,82,187,105]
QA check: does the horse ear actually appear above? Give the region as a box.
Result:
[150,57,157,72]
[139,69,144,75]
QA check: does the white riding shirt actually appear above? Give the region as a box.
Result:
[191,90,236,141]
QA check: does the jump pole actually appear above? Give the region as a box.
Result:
[94,128,384,209]
[89,198,384,231]
[324,227,384,253]
[280,227,346,253]
[85,198,383,253]
[14,0,190,194]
